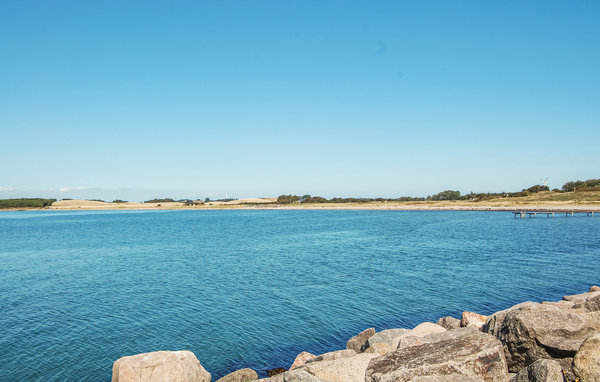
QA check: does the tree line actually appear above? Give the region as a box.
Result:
[0,198,57,208]
[276,178,600,204]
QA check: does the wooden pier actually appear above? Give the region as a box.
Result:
[513,210,597,218]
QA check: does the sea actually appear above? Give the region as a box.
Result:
[0,209,598,381]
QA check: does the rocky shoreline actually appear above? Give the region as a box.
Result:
[111,287,600,381]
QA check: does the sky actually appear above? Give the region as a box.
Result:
[1,1,599,201]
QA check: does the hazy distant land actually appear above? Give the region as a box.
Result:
[2,179,600,211]
[1,192,599,212]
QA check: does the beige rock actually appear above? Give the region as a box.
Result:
[396,335,428,350]
[282,370,323,381]
[562,290,600,305]
[257,369,324,382]
[590,285,600,292]
[460,311,489,330]
[111,350,210,382]
[365,328,509,382]
[364,342,393,354]
[303,353,378,382]
[436,316,460,330]
[216,368,258,382]
[540,300,575,309]
[409,322,446,337]
[290,352,316,370]
[573,333,600,381]
[305,349,356,364]
[366,328,409,349]
[346,327,375,353]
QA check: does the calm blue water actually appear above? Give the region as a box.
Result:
[1,210,599,380]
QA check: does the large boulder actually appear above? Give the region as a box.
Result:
[436,316,461,330]
[302,353,378,382]
[290,352,316,370]
[573,333,600,381]
[483,301,600,373]
[509,359,563,382]
[216,368,258,382]
[305,349,356,364]
[409,322,446,337]
[111,350,210,382]
[346,328,375,353]
[364,328,509,382]
[365,328,409,349]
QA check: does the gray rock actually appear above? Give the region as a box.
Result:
[346,327,375,353]
[111,350,211,382]
[436,316,461,330]
[305,349,356,364]
[364,327,509,382]
[366,328,409,349]
[216,368,258,382]
[510,359,563,382]
[303,353,378,382]
[583,294,600,311]
[483,301,600,373]
[573,333,600,381]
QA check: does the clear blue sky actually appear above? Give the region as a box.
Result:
[1,1,599,201]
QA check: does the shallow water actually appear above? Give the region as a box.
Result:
[0,210,598,380]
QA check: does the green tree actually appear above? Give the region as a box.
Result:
[430,190,461,201]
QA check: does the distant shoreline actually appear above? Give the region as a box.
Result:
[3,201,600,213]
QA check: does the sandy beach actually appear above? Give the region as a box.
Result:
[40,196,600,212]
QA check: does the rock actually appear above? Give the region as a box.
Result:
[583,294,600,312]
[303,353,378,382]
[268,368,286,377]
[509,359,563,382]
[396,335,428,351]
[436,316,461,330]
[365,323,445,352]
[573,333,600,381]
[562,290,600,305]
[364,342,393,355]
[540,300,575,309]
[590,285,600,292]
[257,374,284,382]
[216,368,258,382]
[409,322,446,337]
[257,369,323,382]
[305,349,356,364]
[290,352,316,370]
[483,301,600,373]
[365,328,509,382]
[111,350,210,382]
[365,328,409,349]
[346,327,375,353]
[282,370,324,382]
[460,311,489,330]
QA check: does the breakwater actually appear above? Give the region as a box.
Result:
[111,286,600,381]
